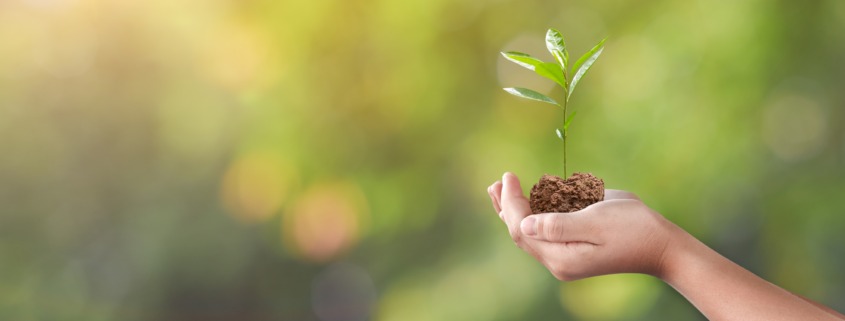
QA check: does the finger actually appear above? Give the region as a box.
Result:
[500,172,532,240]
[487,181,502,215]
[604,189,639,201]
[519,211,598,243]
[492,180,503,215]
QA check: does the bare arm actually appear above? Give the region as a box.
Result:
[661,228,841,321]
[488,172,844,321]
[800,296,845,319]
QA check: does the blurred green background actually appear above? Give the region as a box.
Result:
[1,0,844,320]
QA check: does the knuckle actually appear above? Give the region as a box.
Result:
[546,217,566,239]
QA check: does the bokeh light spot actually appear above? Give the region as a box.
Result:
[200,22,275,92]
[560,274,660,321]
[220,151,293,223]
[376,240,547,321]
[282,182,369,263]
[762,93,828,162]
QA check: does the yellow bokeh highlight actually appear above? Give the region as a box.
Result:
[282,181,369,263]
[376,238,549,321]
[199,22,277,92]
[220,151,294,223]
[560,274,660,321]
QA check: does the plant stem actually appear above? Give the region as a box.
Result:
[562,94,568,178]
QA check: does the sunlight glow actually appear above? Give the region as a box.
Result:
[282,182,368,263]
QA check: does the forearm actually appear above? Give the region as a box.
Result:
[799,295,845,319]
[660,232,842,321]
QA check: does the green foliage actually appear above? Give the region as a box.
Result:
[503,87,559,106]
[545,28,568,69]
[563,111,577,131]
[502,52,567,87]
[501,28,606,176]
[569,39,606,100]
[536,62,566,88]
[501,51,544,70]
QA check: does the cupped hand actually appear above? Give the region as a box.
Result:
[487,172,684,281]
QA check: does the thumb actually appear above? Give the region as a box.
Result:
[500,172,532,239]
[501,172,529,214]
[520,212,596,243]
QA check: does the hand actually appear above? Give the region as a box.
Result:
[490,172,845,319]
[487,172,684,281]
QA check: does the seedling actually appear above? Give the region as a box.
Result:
[501,29,605,177]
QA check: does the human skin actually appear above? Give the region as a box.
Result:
[487,172,845,321]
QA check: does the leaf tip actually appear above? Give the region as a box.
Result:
[596,38,608,48]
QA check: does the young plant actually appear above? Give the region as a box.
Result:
[501,29,605,177]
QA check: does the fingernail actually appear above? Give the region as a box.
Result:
[521,216,537,236]
[503,172,512,181]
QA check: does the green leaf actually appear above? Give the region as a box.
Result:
[503,87,559,106]
[501,51,544,71]
[502,52,565,88]
[564,49,570,68]
[545,29,566,57]
[551,50,568,77]
[555,128,564,141]
[563,111,577,130]
[569,38,606,99]
[534,62,566,88]
[545,29,568,77]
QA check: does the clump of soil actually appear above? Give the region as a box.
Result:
[529,172,604,214]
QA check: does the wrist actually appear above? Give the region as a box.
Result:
[655,224,705,284]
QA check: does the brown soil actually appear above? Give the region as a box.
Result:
[529,172,604,214]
